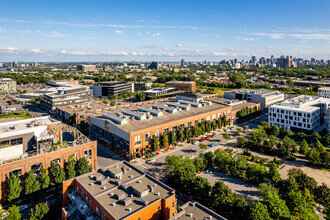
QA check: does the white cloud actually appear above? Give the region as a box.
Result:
[152,32,160,37]
[114,30,123,35]
[45,31,67,37]
[235,36,254,41]
[251,32,330,40]
[30,48,41,53]
[214,52,226,56]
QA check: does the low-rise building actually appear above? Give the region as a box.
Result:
[0,78,16,94]
[0,116,97,202]
[90,81,134,98]
[165,81,196,92]
[77,64,96,72]
[134,82,152,91]
[144,87,179,99]
[224,89,284,110]
[62,161,176,220]
[318,87,330,98]
[268,95,330,133]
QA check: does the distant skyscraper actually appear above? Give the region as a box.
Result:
[181,59,185,66]
[277,57,291,68]
[251,56,256,64]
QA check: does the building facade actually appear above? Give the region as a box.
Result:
[90,81,134,98]
[0,78,16,94]
[318,87,330,98]
[165,81,196,92]
[77,65,96,72]
[268,95,330,134]
[0,117,97,202]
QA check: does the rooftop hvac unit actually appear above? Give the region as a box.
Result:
[128,207,132,212]
[189,213,193,217]
[107,176,110,179]
[110,192,113,196]
[112,203,116,207]
[90,183,94,186]
[130,194,133,198]
[128,168,131,171]
[129,175,133,178]
[157,192,160,196]
[102,186,106,190]
[137,180,142,184]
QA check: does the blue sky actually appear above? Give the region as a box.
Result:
[0,0,329,62]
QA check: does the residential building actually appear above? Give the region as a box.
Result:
[77,64,96,72]
[62,161,176,220]
[165,81,196,92]
[0,78,16,94]
[181,59,185,66]
[0,116,97,202]
[277,57,291,68]
[318,87,330,98]
[268,95,330,133]
[90,81,134,98]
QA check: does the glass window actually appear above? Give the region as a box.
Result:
[155,130,160,137]
[194,120,198,125]
[212,114,216,121]
[135,136,141,145]
[145,133,151,142]
[164,128,169,134]
[172,126,177,132]
[218,113,221,118]
[84,149,92,160]
[11,138,23,145]
[180,124,184,129]
[201,118,204,122]
[188,122,192,127]
[207,116,210,121]
[0,140,10,147]
[228,110,231,117]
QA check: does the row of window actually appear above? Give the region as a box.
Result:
[0,137,23,148]
[134,112,229,146]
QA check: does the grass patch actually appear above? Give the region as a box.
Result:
[0,112,32,119]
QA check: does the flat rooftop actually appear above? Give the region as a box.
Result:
[75,161,175,219]
[271,95,330,112]
[94,98,230,132]
[166,81,195,84]
[171,202,226,220]
[207,97,258,112]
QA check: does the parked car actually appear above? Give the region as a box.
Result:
[19,204,29,212]
[209,143,216,147]
[230,135,234,139]
[206,135,212,140]
[146,159,155,164]
[193,140,200,145]
[200,137,207,142]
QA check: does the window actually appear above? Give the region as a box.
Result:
[201,118,204,122]
[164,128,169,134]
[172,202,175,208]
[96,207,99,213]
[145,133,151,142]
[84,149,92,160]
[68,154,77,161]
[212,114,216,121]
[135,136,141,145]
[194,120,198,125]
[207,116,210,121]
[172,126,177,132]
[51,158,60,165]
[228,110,231,117]
[188,122,192,128]
[0,140,10,147]
[11,138,23,145]
[9,169,22,177]
[31,163,41,175]
[218,113,221,118]
[155,130,160,138]
[180,124,185,129]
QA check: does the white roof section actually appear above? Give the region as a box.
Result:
[271,95,330,112]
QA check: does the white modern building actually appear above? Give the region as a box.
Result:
[318,87,330,98]
[0,78,16,94]
[268,95,330,134]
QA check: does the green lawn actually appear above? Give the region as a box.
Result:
[0,112,33,119]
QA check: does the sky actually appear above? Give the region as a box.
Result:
[0,0,329,62]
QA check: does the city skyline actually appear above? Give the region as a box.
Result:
[0,0,330,61]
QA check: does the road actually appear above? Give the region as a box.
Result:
[97,143,123,168]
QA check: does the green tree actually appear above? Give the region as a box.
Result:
[110,101,115,106]
[24,171,40,195]
[29,202,50,220]
[211,180,233,214]
[299,139,309,155]
[49,163,65,184]
[243,125,249,131]
[199,143,207,152]
[248,202,270,220]
[169,131,176,146]
[223,133,230,139]
[314,139,326,153]
[162,133,168,148]
[259,183,291,220]
[191,176,211,203]
[204,151,215,166]
[66,160,76,179]
[312,132,322,142]
[268,163,281,184]
[102,99,109,105]
[286,78,294,86]
[30,97,36,103]
[6,205,21,220]
[222,114,227,127]
[283,136,297,153]
[37,95,44,102]
[8,173,22,202]
[177,127,184,142]
[246,164,267,184]
[152,136,159,152]
[193,157,207,172]
[287,189,318,220]
[206,121,211,133]
[40,166,50,189]
[211,121,217,131]
[184,127,192,142]
[76,157,90,176]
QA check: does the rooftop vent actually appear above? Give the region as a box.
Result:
[189,213,193,218]
[128,207,132,212]
[102,186,106,190]
[157,192,160,196]
[90,183,94,186]
[137,180,142,184]
[112,203,116,207]
[110,192,113,196]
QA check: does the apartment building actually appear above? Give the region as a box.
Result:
[43,81,92,111]
[144,87,179,99]
[268,95,330,134]
[62,161,176,220]
[134,82,152,91]
[90,81,134,98]
[224,89,284,110]
[0,116,97,202]
[318,87,330,98]
[0,78,16,94]
[165,81,196,92]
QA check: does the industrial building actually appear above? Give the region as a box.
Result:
[0,78,16,94]
[268,95,330,134]
[223,89,284,110]
[90,81,134,98]
[0,116,97,202]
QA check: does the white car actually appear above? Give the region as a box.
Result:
[193,141,200,145]
[146,159,156,164]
